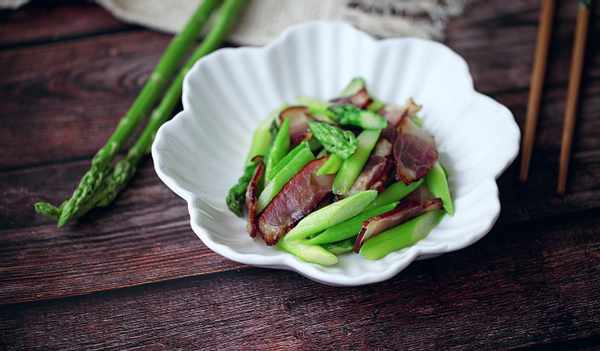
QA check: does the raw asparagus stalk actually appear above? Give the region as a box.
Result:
[98,0,247,212]
[36,0,244,226]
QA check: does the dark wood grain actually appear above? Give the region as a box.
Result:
[1,0,599,349]
[0,158,246,305]
[0,209,598,350]
[0,30,173,170]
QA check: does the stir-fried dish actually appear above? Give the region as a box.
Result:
[227,78,453,265]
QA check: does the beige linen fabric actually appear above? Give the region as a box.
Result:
[1,0,474,44]
[96,0,474,45]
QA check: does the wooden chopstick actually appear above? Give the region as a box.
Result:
[557,0,591,195]
[520,0,556,183]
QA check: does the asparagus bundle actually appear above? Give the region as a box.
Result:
[36,0,246,227]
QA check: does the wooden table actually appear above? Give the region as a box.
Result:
[1,1,599,349]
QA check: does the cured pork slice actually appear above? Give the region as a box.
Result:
[245,156,264,238]
[343,139,393,198]
[354,198,443,252]
[368,122,397,192]
[278,106,315,146]
[330,88,372,109]
[377,98,422,127]
[393,116,437,184]
[257,157,335,245]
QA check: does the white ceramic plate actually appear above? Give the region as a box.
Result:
[152,21,520,286]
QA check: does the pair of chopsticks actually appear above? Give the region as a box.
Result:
[519,0,591,195]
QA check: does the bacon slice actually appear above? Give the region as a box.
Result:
[377,98,422,127]
[354,198,443,252]
[368,122,397,192]
[330,88,372,109]
[245,156,264,238]
[257,157,335,245]
[393,116,437,184]
[278,106,315,146]
[342,139,393,198]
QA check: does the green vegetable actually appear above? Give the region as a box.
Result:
[256,146,315,213]
[307,121,358,159]
[284,190,377,242]
[361,179,424,212]
[360,210,445,260]
[327,104,387,130]
[265,118,290,177]
[411,115,424,127]
[367,96,385,112]
[226,106,284,216]
[332,129,382,195]
[36,0,245,226]
[226,160,260,216]
[322,238,355,255]
[425,161,454,215]
[267,141,307,181]
[295,95,333,121]
[316,153,343,175]
[339,77,365,97]
[97,0,246,211]
[304,202,398,245]
[276,239,338,266]
[249,105,288,165]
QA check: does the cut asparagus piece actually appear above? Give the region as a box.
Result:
[256,146,315,213]
[267,141,309,181]
[295,95,334,121]
[360,210,445,260]
[361,179,424,212]
[322,238,355,255]
[284,190,377,242]
[316,153,343,175]
[332,129,382,195]
[304,202,398,245]
[339,77,366,97]
[276,239,338,266]
[265,117,290,177]
[425,161,454,215]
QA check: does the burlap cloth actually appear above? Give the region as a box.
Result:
[2,0,474,45]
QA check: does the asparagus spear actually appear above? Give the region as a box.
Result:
[316,153,343,175]
[307,121,358,159]
[327,104,387,130]
[96,0,246,210]
[36,0,245,226]
[227,104,287,216]
[265,118,291,178]
[332,129,382,195]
